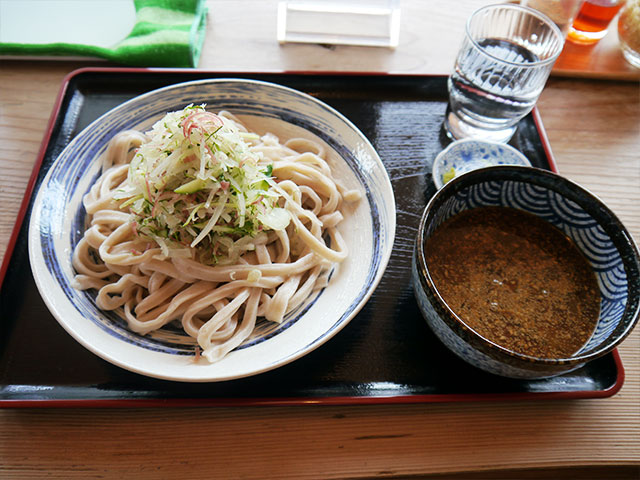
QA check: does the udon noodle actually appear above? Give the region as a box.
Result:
[72,106,359,363]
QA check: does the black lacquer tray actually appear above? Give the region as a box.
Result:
[0,69,623,406]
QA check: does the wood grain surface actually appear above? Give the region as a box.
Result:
[0,1,638,478]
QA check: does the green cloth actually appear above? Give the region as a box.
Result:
[0,0,207,67]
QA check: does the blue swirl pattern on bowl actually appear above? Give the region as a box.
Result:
[413,165,640,379]
[28,79,396,382]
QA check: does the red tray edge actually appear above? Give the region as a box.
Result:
[0,66,625,408]
[0,352,624,408]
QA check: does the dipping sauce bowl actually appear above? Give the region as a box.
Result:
[412,165,640,379]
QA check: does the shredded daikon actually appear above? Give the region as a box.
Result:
[114,105,290,265]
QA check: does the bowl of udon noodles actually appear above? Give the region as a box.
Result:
[412,165,640,379]
[28,78,395,382]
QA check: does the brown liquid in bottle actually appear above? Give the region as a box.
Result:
[568,0,624,44]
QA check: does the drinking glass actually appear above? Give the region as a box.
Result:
[618,0,640,67]
[521,0,585,35]
[444,4,565,143]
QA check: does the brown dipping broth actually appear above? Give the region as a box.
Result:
[424,206,600,358]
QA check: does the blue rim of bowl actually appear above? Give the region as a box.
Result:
[416,165,640,366]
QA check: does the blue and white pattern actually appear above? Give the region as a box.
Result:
[28,79,396,382]
[432,139,531,189]
[414,166,640,378]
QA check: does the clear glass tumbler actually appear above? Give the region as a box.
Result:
[444,4,565,143]
[521,0,585,35]
[618,0,640,67]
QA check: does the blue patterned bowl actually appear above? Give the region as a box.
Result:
[432,139,531,189]
[412,165,640,379]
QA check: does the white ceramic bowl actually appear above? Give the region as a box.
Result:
[28,79,396,382]
[432,139,531,189]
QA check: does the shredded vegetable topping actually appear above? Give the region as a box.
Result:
[114,105,290,265]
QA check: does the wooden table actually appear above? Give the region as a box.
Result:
[0,1,638,478]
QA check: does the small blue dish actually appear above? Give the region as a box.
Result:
[432,139,531,189]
